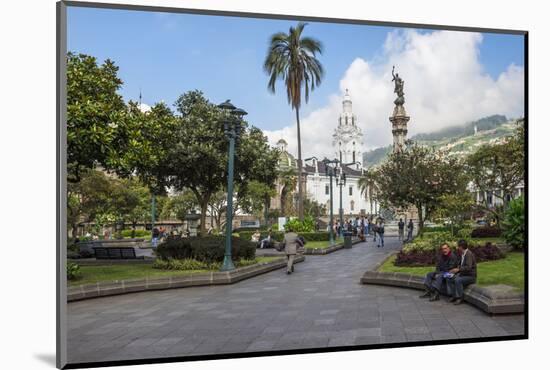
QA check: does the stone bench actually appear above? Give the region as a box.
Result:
[360,270,524,314]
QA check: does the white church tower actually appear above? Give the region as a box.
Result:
[333,89,364,170]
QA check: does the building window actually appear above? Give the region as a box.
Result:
[352,151,355,162]
[349,186,353,196]
[487,191,493,205]
[350,200,355,211]
[325,184,329,195]
[339,151,342,162]
[345,116,348,125]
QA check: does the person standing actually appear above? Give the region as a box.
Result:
[447,239,477,305]
[377,218,385,247]
[152,227,160,248]
[398,218,405,241]
[282,225,301,274]
[419,243,458,301]
[406,219,414,241]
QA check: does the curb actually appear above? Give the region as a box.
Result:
[360,269,524,314]
[68,256,305,302]
[304,238,362,255]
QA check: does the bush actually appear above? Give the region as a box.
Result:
[156,235,256,263]
[502,196,525,249]
[395,243,504,267]
[471,226,502,238]
[67,262,81,281]
[153,258,214,270]
[120,229,150,238]
[284,216,315,232]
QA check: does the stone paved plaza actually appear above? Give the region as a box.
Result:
[67,237,524,364]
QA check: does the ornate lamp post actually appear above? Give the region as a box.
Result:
[335,168,346,237]
[323,158,339,245]
[218,100,247,271]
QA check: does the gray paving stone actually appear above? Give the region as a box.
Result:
[67,237,524,364]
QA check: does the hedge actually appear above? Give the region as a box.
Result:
[120,229,150,238]
[156,235,256,263]
[471,227,502,238]
[395,243,504,267]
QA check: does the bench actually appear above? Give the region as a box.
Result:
[92,247,143,260]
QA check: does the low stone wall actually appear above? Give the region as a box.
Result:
[304,238,362,255]
[68,258,154,266]
[360,270,524,314]
[68,255,305,302]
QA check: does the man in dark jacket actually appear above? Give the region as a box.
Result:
[419,243,458,301]
[447,239,477,304]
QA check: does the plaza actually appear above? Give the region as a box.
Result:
[67,237,524,364]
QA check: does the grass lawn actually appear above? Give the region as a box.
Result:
[305,238,344,249]
[379,252,524,291]
[69,256,281,286]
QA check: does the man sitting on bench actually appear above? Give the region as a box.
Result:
[419,243,458,302]
[447,239,477,305]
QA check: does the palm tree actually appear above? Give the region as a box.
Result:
[358,169,379,215]
[264,22,324,220]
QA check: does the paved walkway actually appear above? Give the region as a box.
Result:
[67,237,524,364]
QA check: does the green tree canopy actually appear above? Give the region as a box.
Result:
[66,53,127,182]
[374,142,469,233]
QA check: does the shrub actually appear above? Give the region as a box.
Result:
[153,258,214,270]
[395,243,504,267]
[156,235,256,263]
[502,196,525,249]
[121,229,150,238]
[67,262,81,281]
[471,226,502,238]
[284,216,315,232]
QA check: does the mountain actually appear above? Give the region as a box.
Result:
[363,115,518,168]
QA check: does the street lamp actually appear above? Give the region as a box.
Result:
[335,168,346,237]
[218,99,247,271]
[323,158,339,245]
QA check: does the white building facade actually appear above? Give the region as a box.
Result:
[271,90,379,216]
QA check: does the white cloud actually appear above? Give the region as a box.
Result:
[264,30,524,159]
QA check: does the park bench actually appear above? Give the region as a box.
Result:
[92,246,143,260]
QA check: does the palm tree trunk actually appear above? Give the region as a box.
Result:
[295,107,304,221]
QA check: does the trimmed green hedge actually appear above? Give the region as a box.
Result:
[120,229,150,238]
[156,235,256,263]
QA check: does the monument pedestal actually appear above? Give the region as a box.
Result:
[389,105,410,153]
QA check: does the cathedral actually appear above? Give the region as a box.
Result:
[271,90,380,217]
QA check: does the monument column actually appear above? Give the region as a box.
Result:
[389,66,410,153]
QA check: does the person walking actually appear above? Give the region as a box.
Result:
[152,227,160,248]
[377,218,385,247]
[406,219,414,241]
[282,225,301,274]
[398,218,405,241]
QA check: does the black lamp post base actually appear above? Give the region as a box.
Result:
[220,256,236,271]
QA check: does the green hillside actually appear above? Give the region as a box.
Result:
[363,115,519,168]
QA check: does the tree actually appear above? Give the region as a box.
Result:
[374,142,469,234]
[67,169,114,238]
[168,91,279,236]
[502,196,525,249]
[278,167,298,216]
[466,121,525,225]
[264,22,324,221]
[432,192,475,236]
[66,53,127,182]
[358,169,379,215]
[110,177,151,235]
[303,196,327,218]
[160,190,198,223]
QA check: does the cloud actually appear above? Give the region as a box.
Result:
[263,29,524,158]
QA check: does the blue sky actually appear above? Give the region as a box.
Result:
[67,6,524,141]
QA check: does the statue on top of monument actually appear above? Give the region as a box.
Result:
[391,65,405,106]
